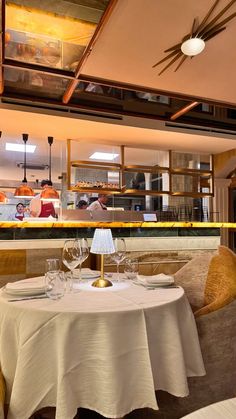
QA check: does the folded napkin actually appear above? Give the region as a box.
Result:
[136,273,174,286]
[6,278,45,294]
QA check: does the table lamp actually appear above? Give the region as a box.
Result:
[90,228,115,288]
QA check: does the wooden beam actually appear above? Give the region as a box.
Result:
[170,101,200,121]
[3,59,74,79]
[63,0,119,104]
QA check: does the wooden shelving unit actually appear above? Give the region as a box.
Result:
[67,140,214,198]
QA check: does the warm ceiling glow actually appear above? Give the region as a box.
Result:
[6,142,36,153]
[89,152,119,161]
[6,4,95,45]
[181,38,205,56]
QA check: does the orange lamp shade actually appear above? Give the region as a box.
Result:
[14,184,35,199]
[40,187,59,201]
[0,191,7,203]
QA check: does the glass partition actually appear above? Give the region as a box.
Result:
[5,0,108,72]
[171,151,212,171]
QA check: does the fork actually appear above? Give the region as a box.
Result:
[146,285,180,290]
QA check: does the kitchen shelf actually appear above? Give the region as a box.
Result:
[67,140,214,197]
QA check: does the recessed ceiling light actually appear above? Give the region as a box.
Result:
[89,152,119,161]
[5,142,36,153]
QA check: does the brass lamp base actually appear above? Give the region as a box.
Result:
[92,278,113,288]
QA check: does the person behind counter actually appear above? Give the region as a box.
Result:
[87,194,108,211]
[77,200,88,209]
[9,203,29,221]
[29,179,56,218]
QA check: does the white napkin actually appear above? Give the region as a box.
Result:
[136,273,174,286]
[6,278,45,294]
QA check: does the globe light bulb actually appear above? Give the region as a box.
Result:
[181,38,205,56]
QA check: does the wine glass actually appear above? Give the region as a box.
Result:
[62,239,83,292]
[74,238,89,282]
[111,238,126,282]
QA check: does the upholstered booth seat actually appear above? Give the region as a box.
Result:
[131,245,236,419]
[0,369,5,419]
[126,246,236,419]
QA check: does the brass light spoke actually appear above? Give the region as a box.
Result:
[190,18,197,37]
[201,12,236,38]
[164,34,190,53]
[174,55,188,72]
[199,0,236,35]
[195,0,220,36]
[152,49,180,68]
[164,43,182,53]
[204,26,226,41]
[158,52,182,76]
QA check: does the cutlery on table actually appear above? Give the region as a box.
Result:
[8,295,48,302]
[146,285,180,290]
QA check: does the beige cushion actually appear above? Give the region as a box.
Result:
[174,252,213,311]
[0,368,5,408]
[195,246,236,317]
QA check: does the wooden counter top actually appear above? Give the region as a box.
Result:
[0,221,233,228]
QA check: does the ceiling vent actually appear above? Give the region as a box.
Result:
[17,163,49,171]
[165,122,236,136]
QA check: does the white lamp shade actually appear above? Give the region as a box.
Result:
[90,229,115,255]
[181,38,205,56]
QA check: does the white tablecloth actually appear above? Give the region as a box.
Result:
[0,278,205,419]
[182,398,236,418]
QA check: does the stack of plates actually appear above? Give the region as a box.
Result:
[5,278,46,297]
[134,274,175,288]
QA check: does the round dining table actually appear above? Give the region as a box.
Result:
[0,277,205,419]
[181,398,236,418]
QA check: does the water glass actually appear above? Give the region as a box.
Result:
[124,258,139,280]
[45,258,60,273]
[45,270,66,300]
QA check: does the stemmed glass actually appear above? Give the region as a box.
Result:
[75,238,89,282]
[111,238,126,282]
[62,239,89,291]
[62,239,82,291]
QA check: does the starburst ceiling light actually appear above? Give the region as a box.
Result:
[153,0,236,75]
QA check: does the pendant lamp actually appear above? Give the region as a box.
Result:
[40,136,59,202]
[14,134,35,199]
[0,191,7,203]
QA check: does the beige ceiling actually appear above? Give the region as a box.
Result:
[1,106,236,152]
[1,105,236,181]
[82,0,236,105]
